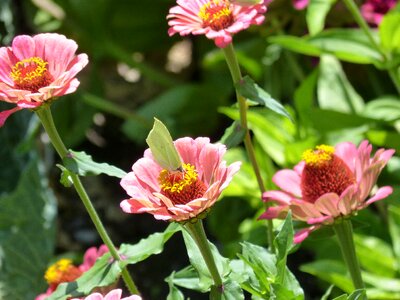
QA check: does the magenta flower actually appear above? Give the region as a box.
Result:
[167,0,267,48]
[120,137,241,222]
[361,0,396,25]
[79,244,109,272]
[70,289,141,300]
[293,0,309,10]
[260,141,394,243]
[0,33,88,126]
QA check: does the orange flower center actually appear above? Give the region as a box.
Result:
[300,145,356,203]
[10,57,53,92]
[44,259,82,289]
[158,163,207,205]
[199,0,234,31]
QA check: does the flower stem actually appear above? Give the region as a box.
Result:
[342,0,400,94]
[184,220,223,298]
[222,43,275,252]
[35,105,139,295]
[333,219,366,298]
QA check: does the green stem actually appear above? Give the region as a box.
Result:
[35,105,139,296]
[184,220,223,298]
[342,0,400,94]
[222,43,275,252]
[333,219,366,297]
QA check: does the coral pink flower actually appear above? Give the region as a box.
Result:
[36,245,109,300]
[361,0,396,25]
[120,137,241,222]
[70,289,141,300]
[167,0,268,48]
[0,33,88,126]
[260,141,394,243]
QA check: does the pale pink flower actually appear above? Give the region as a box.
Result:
[70,289,141,300]
[361,0,396,25]
[260,141,394,243]
[167,0,268,48]
[120,137,241,222]
[0,33,88,126]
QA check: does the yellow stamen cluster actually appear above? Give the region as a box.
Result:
[44,258,73,284]
[159,163,198,194]
[198,0,232,23]
[302,145,335,166]
[10,57,48,84]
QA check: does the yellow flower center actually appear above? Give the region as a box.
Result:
[158,163,207,205]
[300,145,355,203]
[44,258,82,286]
[10,57,52,92]
[302,145,335,167]
[198,0,234,31]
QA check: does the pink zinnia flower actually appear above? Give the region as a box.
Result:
[361,0,396,25]
[120,137,241,222]
[167,0,268,48]
[0,33,88,126]
[260,141,394,243]
[70,289,141,300]
[36,245,109,300]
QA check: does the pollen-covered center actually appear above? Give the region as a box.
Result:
[300,145,356,203]
[158,163,207,205]
[44,258,82,288]
[10,57,53,92]
[199,0,234,31]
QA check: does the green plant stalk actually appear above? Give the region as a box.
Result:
[184,220,223,298]
[35,105,139,295]
[342,0,400,94]
[333,219,366,298]
[222,43,275,253]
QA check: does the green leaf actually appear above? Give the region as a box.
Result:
[119,223,180,267]
[269,29,382,65]
[306,0,337,36]
[0,158,57,300]
[218,121,246,149]
[362,97,400,121]
[347,289,367,300]
[379,12,400,53]
[167,266,204,292]
[181,227,230,291]
[235,76,293,121]
[166,272,186,300]
[300,260,353,293]
[354,234,397,277]
[56,164,73,187]
[145,118,182,171]
[218,280,244,300]
[318,55,365,114]
[388,205,400,263]
[63,150,127,178]
[294,69,318,128]
[274,211,294,283]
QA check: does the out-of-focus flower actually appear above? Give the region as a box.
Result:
[120,137,241,222]
[70,289,141,300]
[36,245,109,300]
[292,0,309,10]
[361,0,397,25]
[0,33,88,126]
[260,141,394,243]
[167,0,267,48]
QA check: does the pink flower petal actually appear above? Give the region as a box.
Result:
[294,226,319,244]
[364,186,393,206]
[0,106,21,127]
[272,169,302,197]
[314,193,341,218]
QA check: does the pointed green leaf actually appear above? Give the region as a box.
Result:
[306,0,337,36]
[166,272,186,300]
[145,118,182,171]
[56,164,73,187]
[274,211,294,282]
[63,150,127,178]
[236,76,293,121]
[218,121,246,149]
[379,12,400,53]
